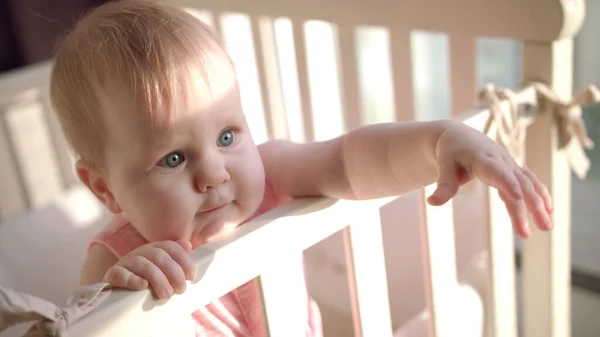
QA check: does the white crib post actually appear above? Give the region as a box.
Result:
[483,183,518,337]
[419,184,459,337]
[343,205,393,337]
[0,103,28,220]
[39,82,78,188]
[335,23,362,132]
[291,20,315,143]
[448,34,476,115]
[259,252,311,337]
[249,16,290,140]
[520,39,574,337]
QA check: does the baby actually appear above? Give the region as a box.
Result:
[49,0,554,336]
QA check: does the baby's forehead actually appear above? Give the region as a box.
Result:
[100,69,243,161]
[102,47,237,118]
[179,51,239,109]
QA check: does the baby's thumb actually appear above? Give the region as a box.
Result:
[427,162,459,206]
[176,239,193,253]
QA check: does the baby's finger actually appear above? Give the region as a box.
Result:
[125,255,173,299]
[176,239,193,253]
[147,248,188,295]
[427,161,459,206]
[155,241,197,281]
[474,157,522,200]
[515,170,552,231]
[497,189,530,238]
[520,168,554,213]
[103,265,148,290]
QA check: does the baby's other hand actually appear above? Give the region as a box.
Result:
[427,121,554,238]
[103,239,197,299]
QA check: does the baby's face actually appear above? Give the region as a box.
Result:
[99,61,265,248]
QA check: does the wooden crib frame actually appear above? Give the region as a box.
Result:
[0,0,589,336]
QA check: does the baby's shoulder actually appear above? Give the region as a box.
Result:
[80,243,118,286]
[252,179,293,218]
[88,214,148,259]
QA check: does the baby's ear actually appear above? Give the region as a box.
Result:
[75,160,121,214]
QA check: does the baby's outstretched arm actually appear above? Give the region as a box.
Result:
[260,120,458,199]
[260,119,553,238]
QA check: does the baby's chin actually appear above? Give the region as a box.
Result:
[190,202,260,248]
[190,220,239,248]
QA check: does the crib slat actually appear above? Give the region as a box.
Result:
[292,21,315,142]
[483,184,518,337]
[343,208,393,337]
[40,83,78,188]
[336,24,362,131]
[258,252,308,337]
[420,184,458,337]
[184,8,217,30]
[0,61,51,107]
[520,40,572,337]
[0,106,28,220]
[449,34,479,191]
[212,11,225,38]
[449,34,476,115]
[4,96,64,208]
[251,16,289,140]
[389,28,414,122]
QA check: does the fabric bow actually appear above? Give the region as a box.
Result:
[478,83,536,166]
[532,82,600,179]
[478,82,600,179]
[0,283,111,337]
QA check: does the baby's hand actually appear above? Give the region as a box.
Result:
[427,122,554,238]
[103,239,197,299]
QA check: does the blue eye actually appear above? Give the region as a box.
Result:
[218,130,235,147]
[161,152,185,168]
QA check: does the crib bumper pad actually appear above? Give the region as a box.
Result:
[0,282,111,337]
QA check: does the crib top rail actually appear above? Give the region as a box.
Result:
[66,196,396,337]
[174,0,585,41]
[63,86,538,337]
[0,61,51,107]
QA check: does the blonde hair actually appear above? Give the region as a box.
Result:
[50,0,231,169]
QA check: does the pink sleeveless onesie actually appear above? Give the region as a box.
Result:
[87,181,322,336]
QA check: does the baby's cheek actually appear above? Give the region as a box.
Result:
[140,214,190,242]
[235,162,264,208]
[134,190,195,241]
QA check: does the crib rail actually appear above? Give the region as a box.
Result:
[66,197,394,336]
[174,0,584,42]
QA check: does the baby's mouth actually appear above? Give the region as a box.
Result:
[198,202,229,214]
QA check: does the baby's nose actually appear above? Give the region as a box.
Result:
[194,157,230,192]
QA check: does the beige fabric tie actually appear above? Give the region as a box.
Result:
[0,283,111,337]
[478,83,535,165]
[478,82,600,179]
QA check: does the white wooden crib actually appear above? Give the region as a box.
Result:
[0,0,592,336]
